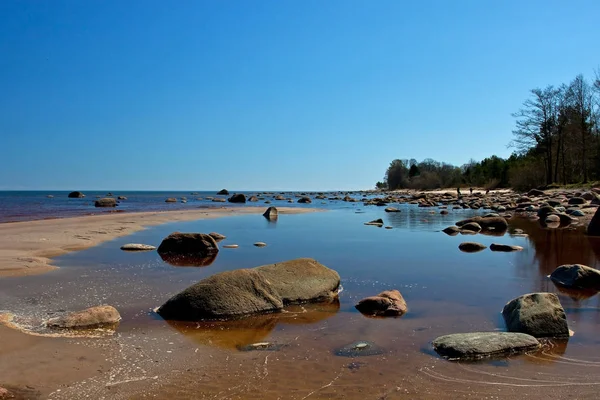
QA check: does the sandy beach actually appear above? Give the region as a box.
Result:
[0,207,319,278]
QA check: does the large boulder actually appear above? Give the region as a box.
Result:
[502,293,569,338]
[157,232,219,258]
[68,191,85,198]
[217,189,229,195]
[157,258,340,320]
[47,305,121,329]
[550,264,600,291]
[95,198,117,207]
[456,216,508,232]
[588,207,600,236]
[228,193,246,203]
[432,332,540,360]
[263,206,278,221]
[355,290,407,317]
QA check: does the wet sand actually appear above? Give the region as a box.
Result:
[0,207,318,277]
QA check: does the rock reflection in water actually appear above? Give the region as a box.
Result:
[164,299,340,350]
[158,252,217,267]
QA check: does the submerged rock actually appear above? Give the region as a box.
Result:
[157,258,340,320]
[47,305,121,330]
[458,242,487,253]
[502,293,569,338]
[95,198,117,207]
[550,264,600,291]
[334,341,385,357]
[263,206,278,221]
[355,290,407,317]
[120,243,156,251]
[68,191,85,198]
[490,243,523,252]
[432,332,540,360]
[157,232,219,258]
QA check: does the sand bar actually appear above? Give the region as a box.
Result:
[0,207,319,277]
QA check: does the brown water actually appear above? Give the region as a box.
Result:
[1,208,600,399]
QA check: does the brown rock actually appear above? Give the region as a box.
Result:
[157,232,219,257]
[95,198,117,207]
[47,305,121,329]
[355,290,407,317]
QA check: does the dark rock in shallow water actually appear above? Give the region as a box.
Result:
[588,207,600,236]
[458,242,487,253]
[502,293,569,338]
[157,232,219,257]
[460,222,482,233]
[217,189,229,195]
[228,193,246,203]
[159,252,217,267]
[297,196,312,204]
[165,197,177,203]
[208,232,226,242]
[68,191,85,198]
[442,226,460,236]
[355,290,407,317]
[95,198,117,207]
[263,206,278,221]
[432,332,540,360]
[384,207,400,213]
[490,243,523,252]
[456,217,508,232]
[157,258,340,320]
[550,264,600,291]
[364,218,384,226]
[47,305,121,329]
[334,341,385,357]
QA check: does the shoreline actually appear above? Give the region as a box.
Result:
[0,206,320,278]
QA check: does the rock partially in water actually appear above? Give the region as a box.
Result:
[550,264,600,291]
[165,197,177,203]
[248,196,259,202]
[208,232,226,242]
[228,193,246,203]
[458,242,487,253]
[254,242,267,247]
[355,290,407,317]
[432,332,540,360]
[588,207,600,236]
[502,293,569,338]
[95,198,117,207]
[263,206,278,221]
[334,341,385,357]
[298,196,312,204]
[364,218,384,226]
[117,196,127,200]
[460,222,482,233]
[157,258,340,320]
[490,243,523,252]
[212,198,226,203]
[68,191,85,198]
[120,243,157,251]
[223,244,239,249]
[217,189,229,195]
[442,226,460,236]
[47,305,121,330]
[456,216,508,232]
[157,232,219,258]
[384,207,400,213]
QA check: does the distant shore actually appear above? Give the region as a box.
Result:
[0,207,320,277]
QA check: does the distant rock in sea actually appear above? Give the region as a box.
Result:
[68,191,85,198]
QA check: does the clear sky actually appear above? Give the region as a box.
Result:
[1,0,599,191]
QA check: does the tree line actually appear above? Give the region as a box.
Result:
[377,71,600,191]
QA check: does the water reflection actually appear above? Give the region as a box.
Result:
[164,299,340,350]
[158,252,218,267]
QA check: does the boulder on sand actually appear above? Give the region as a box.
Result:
[47,305,121,329]
[228,193,246,203]
[432,332,540,360]
[588,207,600,236]
[550,264,600,291]
[95,198,117,207]
[502,293,569,338]
[355,290,407,317]
[458,242,487,253]
[263,206,278,221]
[68,191,85,198]
[157,232,219,258]
[456,216,508,232]
[157,258,340,320]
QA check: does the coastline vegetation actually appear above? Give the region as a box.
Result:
[378,72,600,191]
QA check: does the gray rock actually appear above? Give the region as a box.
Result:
[157,258,340,320]
[550,264,600,290]
[490,243,523,252]
[47,305,121,329]
[502,293,569,338]
[254,242,267,247]
[458,242,487,253]
[568,197,586,205]
[432,332,540,360]
[120,243,156,251]
[95,198,117,207]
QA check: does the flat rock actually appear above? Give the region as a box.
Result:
[461,222,482,232]
[456,217,508,232]
[490,243,523,252]
[334,341,385,357]
[120,243,156,251]
[502,293,569,338]
[254,242,267,247]
[384,207,401,213]
[433,332,540,360]
[458,242,487,253]
[550,264,600,290]
[223,244,239,249]
[47,305,121,329]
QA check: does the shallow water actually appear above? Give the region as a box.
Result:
[1,206,600,399]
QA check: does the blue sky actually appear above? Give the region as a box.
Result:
[1,0,598,191]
